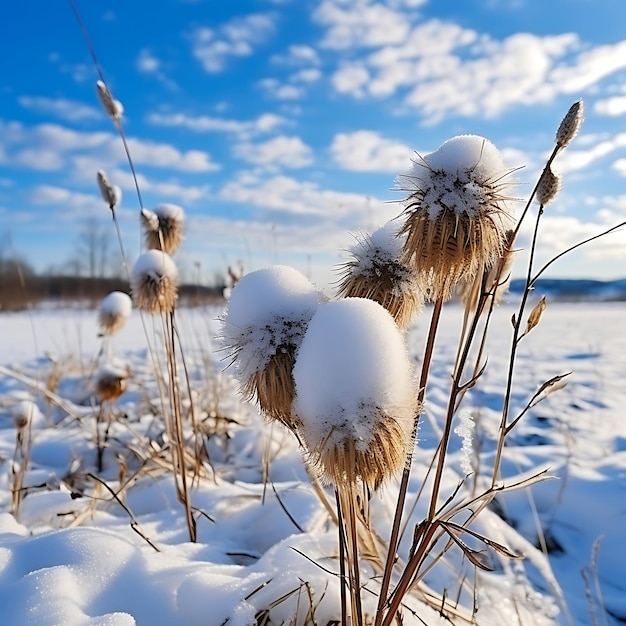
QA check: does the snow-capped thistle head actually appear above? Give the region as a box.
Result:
[555,100,584,150]
[96,80,124,121]
[396,135,515,301]
[536,166,562,207]
[140,208,160,232]
[98,291,132,337]
[96,170,122,210]
[292,298,418,489]
[459,229,516,314]
[220,265,326,428]
[13,400,39,430]
[95,362,130,402]
[131,250,179,314]
[336,221,424,328]
[141,204,185,255]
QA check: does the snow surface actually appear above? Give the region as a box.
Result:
[0,301,625,625]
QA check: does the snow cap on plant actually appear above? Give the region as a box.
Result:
[221,265,326,428]
[141,204,185,255]
[293,297,417,489]
[98,291,132,337]
[131,250,178,314]
[396,135,515,301]
[12,400,39,430]
[336,220,423,328]
[96,80,124,121]
[95,362,130,402]
[97,170,122,210]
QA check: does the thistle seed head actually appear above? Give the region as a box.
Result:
[96,363,130,402]
[396,135,515,301]
[12,400,38,430]
[131,250,179,314]
[141,204,185,255]
[98,291,132,336]
[336,222,423,328]
[556,100,584,150]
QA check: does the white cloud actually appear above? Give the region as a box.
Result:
[313,0,412,49]
[323,12,626,122]
[258,78,305,100]
[291,68,322,83]
[594,95,626,117]
[272,44,321,66]
[554,133,626,174]
[330,130,412,172]
[0,121,220,175]
[18,96,101,123]
[233,136,314,168]
[612,159,626,177]
[147,112,287,137]
[136,49,160,73]
[29,185,99,210]
[191,13,275,72]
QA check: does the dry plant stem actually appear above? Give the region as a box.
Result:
[375,296,443,625]
[492,202,544,486]
[335,489,348,626]
[164,311,197,542]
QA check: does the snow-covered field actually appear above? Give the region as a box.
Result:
[0,301,624,625]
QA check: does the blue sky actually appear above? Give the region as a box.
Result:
[2,0,626,288]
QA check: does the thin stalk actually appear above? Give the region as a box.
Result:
[165,311,197,542]
[491,203,544,485]
[335,489,348,626]
[375,296,443,625]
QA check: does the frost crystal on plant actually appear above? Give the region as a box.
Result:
[454,410,475,476]
[397,135,515,301]
[293,297,417,488]
[336,220,423,328]
[220,265,326,426]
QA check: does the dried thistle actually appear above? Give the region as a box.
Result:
[220,265,326,428]
[96,363,130,402]
[97,170,122,209]
[141,204,185,255]
[336,221,423,328]
[460,229,517,314]
[536,166,562,207]
[292,298,417,490]
[556,100,584,150]
[131,250,179,314]
[96,80,124,121]
[98,291,132,337]
[397,135,515,301]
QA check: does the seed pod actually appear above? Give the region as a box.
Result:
[97,170,122,209]
[555,100,584,150]
[536,167,562,207]
[96,80,124,121]
[525,295,547,335]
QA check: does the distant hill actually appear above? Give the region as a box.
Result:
[509,278,626,302]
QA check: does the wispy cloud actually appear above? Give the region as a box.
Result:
[233,136,314,168]
[146,111,288,138]
[191,13,275,72]
[0,121,221,175]
[18,96,102,123]
[135,48,178,90]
